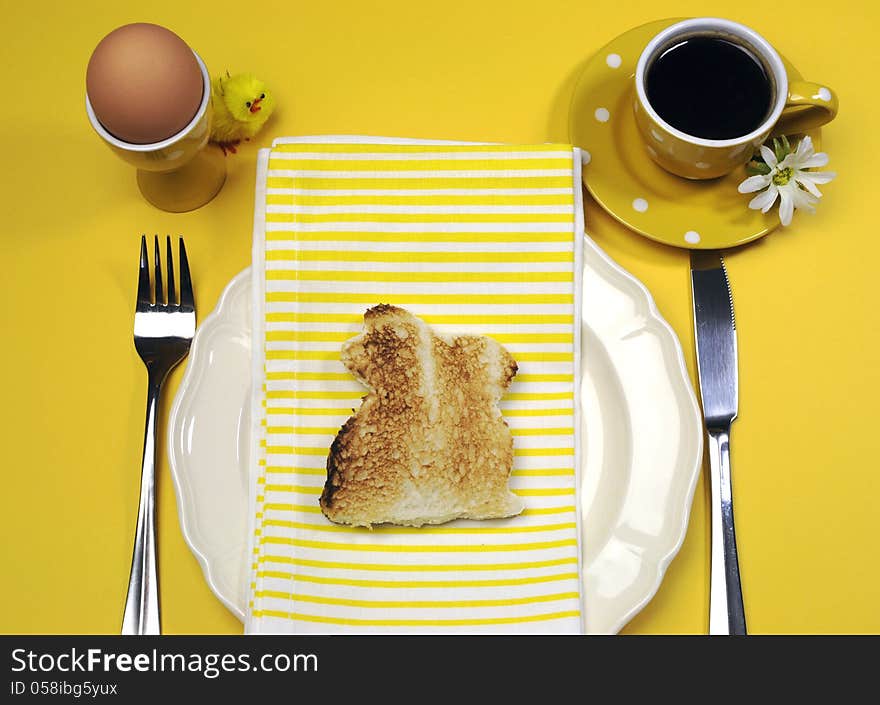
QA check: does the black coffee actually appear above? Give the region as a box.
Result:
[646,36,772,140]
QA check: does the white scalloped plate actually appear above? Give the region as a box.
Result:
[168,236,703,634]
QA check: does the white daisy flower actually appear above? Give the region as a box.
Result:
[737,136,836,226]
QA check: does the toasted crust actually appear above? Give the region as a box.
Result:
[320,305,522,527]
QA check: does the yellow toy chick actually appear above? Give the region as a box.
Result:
[210,72,276,154]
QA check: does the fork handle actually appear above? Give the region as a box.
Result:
[708,426,747,635]
[121,372,162,635]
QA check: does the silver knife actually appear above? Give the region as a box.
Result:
[690,251,747,636]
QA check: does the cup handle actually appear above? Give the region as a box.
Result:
[773,81,838,135]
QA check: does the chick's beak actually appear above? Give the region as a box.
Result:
[249,97,262,114]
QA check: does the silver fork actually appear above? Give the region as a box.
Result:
[121,235,196,635]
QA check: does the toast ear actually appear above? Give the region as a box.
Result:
[483,336,518,400]
[362,303,414,328]
[341,305,421,388]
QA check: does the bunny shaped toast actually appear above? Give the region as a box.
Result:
[320,305,523,527]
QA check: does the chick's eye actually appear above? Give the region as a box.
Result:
[246,101,251,107]
[260,93,265,100]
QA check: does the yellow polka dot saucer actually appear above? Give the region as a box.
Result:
[569,18,821,249]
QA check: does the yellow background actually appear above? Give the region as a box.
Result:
[1,0,877,635]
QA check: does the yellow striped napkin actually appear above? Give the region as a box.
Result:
[246,135,585,634]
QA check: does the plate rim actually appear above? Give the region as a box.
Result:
[167,267,252,622]
[582,237,703,633]
[169,239,703,633]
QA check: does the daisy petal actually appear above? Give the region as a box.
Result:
[760,145,778,168]
[749,186,778,212]
[778,187,794,225]
[797,177,822,198]
[790,187,818,213]
[778,153,797,170]
[801,170,836,184]
[738,174,772,193]
[798,153,829,169]
[795,136,814,161]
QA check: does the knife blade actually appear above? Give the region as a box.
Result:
[691,251,738,426]
[690,251,747,636]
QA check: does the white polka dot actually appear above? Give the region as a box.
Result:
[606,53,622,68]
[695,161,711,169]
[581,150,591,165]
[818,87,832,101]
[650,129,664,142]
[728,144,749,160]
[632,198,649,212]
[645,145,658,159]
[684,230,701,244]
[594,107,610,123]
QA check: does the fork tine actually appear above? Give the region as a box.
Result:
[137,235,152,310]
[154,235,164,306]
[178,237,195,312]
[166,236,176,306]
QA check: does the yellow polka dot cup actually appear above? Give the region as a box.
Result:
[633,18,838,180]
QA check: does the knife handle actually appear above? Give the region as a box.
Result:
[707,426,747,635]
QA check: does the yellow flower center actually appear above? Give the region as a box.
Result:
[773,166,794,186]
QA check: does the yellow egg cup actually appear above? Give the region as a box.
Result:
[86,50,226,213]
[569,18,825,249]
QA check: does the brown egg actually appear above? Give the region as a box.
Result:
[86,23,203,144]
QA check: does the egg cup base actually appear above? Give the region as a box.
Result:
[136,144,227,212]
